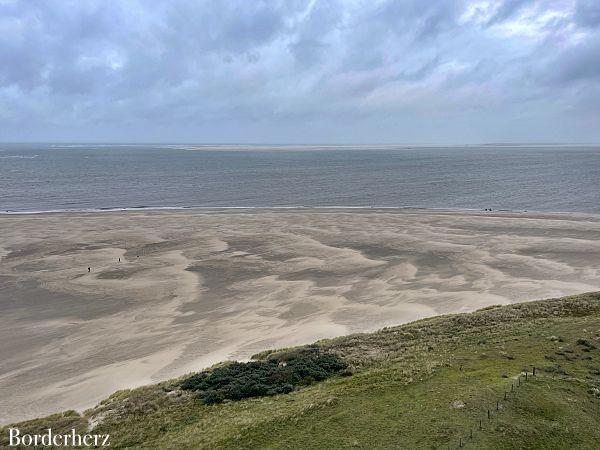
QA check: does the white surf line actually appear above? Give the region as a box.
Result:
[1,205,599,218]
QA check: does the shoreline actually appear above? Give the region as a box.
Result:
[2,205,600,219]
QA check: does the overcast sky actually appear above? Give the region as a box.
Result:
[1,0,599,144]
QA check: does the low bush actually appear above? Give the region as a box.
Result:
[180,348,347,404]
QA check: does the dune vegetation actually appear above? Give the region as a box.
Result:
[3,292,600,449]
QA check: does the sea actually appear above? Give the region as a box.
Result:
[1,143,599,214]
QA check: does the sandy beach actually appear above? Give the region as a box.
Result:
[1,208,600,424]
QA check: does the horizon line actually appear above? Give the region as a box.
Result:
[2,141,600,147]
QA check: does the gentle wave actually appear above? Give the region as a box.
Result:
[0,205,575,217]
[0,154,39,159]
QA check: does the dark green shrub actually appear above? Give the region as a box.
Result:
[577,338,597,349]
[180,348,347,404]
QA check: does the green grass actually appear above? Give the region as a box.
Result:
[3,292,600,449]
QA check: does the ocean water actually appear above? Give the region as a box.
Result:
[1,144,599,214]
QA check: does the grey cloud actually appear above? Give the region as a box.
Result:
[485,0,530,26]
[575,0,600,28]
[545,36,600,84]
[0,0,599,143]
[288,0,343,66]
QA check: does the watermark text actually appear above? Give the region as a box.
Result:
[7,428,110,447]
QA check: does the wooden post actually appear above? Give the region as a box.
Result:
[479,419,482,430]
[518,376,521,386]
[511,384,514,392]
[487,409,490,419]
[459,437,463,447]
[533,366,536,376]
[525,371,528,381]
[496,400,499,411]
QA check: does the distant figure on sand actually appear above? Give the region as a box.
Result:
[87,267,90,272]
[118,258,121,262]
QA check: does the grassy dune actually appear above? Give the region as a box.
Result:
[4,292,600,449]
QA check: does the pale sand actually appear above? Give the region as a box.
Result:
[1,208,600,424]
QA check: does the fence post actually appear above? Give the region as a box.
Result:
[525,371,528,382]
[533,366,536,376]
[487,409,490,420]
[496,400,499,411]
[479,419,482,430]
[504,391,507,400]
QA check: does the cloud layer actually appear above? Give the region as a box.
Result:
[1,0,599,143]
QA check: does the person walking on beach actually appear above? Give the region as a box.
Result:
[88,267,91,272]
